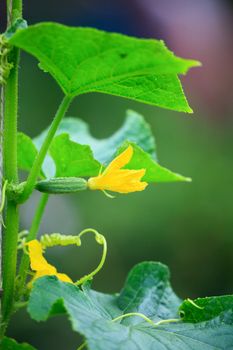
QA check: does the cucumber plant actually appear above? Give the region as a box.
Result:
[1,1,233,350]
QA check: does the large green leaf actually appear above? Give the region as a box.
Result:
[120,142,191,183]
[0,337,36,350]
[28,262,233,349]
[9,22,200,112]
[97,74,192,113]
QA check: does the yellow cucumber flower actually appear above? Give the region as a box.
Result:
[88,145,148,194]
[27,240,72,284]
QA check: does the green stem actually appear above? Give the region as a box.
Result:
[18,95,72,204]
[16,193,49,300]
[2,202,18,328]
[3,53,19,184]
[1,5,21,327]
[7,0,23,24]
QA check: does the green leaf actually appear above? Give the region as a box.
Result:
[17,131,56,178]
[17,132,38,173]
[49,137,190,183]
[9,22,200,112]
[117,262,181,319]
[120,142,191,183]
[50,134,101,177]
[18,111,189,183]
[28,262,233,349]
[0,337,36,350]
[41,110,157,164]
[180,295,233,323]
[98,74,193,113]
[18,110,157,177]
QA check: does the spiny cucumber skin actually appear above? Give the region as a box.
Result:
[36,177,87,194]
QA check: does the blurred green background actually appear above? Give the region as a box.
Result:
[2,0,233,349]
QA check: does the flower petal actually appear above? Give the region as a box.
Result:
[27,239,73,284]
[27,240,53,271]
[56,273,73,283]
[103,145,133,173]
[88,145,148,194]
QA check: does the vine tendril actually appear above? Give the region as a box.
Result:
[0,36,13,85]
[0,180,8,214]
[186,298,204,310]
[75,228,107,286]
[40,233,81,249]
[36,228,107,286]
[77,342,87,350]
[0,180,8,227]
[102,190,115,199]
[112,312,181,327]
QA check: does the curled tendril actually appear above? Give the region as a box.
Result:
[0,36,13,85]
[75,228,107,286]
[17,230,29,251]
[26,228,107,286]
[40,233,81,249]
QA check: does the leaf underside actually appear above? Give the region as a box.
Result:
[37,110,157,164]
[28,262,233,350]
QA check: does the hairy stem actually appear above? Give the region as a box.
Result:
[0,88,4,325]
[0,0,22,333]
[1,46,20,332]
[16,193,49,300]
[1,202,18,330]
[7,0,23,24]
[18,95,72,204]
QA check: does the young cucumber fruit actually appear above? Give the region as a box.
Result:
[36,177,87,194]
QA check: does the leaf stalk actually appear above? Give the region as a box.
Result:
[16,193,49,300]
[18,95,72,203]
